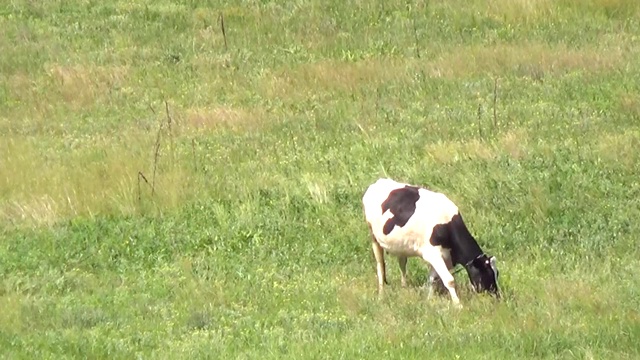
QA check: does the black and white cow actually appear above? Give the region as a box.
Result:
[362,178,500,305]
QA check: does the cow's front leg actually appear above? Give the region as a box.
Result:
[428,256,453,297]
[424,254,461,307]
[428,268,448,297]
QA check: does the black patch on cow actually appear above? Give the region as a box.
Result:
[380,186,420,235]
[429,213,484,267]
[429,222,452,248]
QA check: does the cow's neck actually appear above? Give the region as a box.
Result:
[448,213,484,266]
[452,240,484,266]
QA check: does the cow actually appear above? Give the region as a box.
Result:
[362,178,500,306]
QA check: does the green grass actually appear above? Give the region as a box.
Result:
[2,0,640,358]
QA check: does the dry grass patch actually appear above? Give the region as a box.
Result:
[545,277,616,314]
[619,93,640,120]
[560,0,640,16]
[2,195,60,227]
[296,59,401,89]
[47,64,129,108]
[5,72,57,121]
[485,0,555,24]
[0,151,143,226]
[183,106,267,132]
[528,185,551,225]
[425,138,496,164]
[0,293,26,335]
[510,275,620,334]
[425,130,530,164]
[0,128,203,227]
[336,281,369,317]
[593,129,639,169]
[426,43,626,79]
[0,156,198,227]
[498,129,530,159]
[260,58,407,98]
[7,72,34,99]
[264,41,630,91]
[472,0,639,21]
[302,174,329,205]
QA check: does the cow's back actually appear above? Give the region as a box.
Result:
[362,178,405,223]
[363,178,459,256]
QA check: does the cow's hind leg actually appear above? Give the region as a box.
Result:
[398,256,408,287]
[423,254,461,306]
[370,233,387,293]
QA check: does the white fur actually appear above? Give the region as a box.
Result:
[363,178,463,305]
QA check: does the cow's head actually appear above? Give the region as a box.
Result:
[467,255,500,298]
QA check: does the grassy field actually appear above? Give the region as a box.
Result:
[2,0,640,358]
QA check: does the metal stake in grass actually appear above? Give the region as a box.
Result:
[477,102,483,139]
[164,100,172,132]
[137,171,151,202]
[149,102,167,197]
[191,138,198,172]
[164,100,174,167]
[412,14,421,59]
[219,13,227,51]
[493,77,499,130]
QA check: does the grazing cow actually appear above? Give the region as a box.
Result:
[362,178,500,305]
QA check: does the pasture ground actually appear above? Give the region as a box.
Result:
[1,0,640,358]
